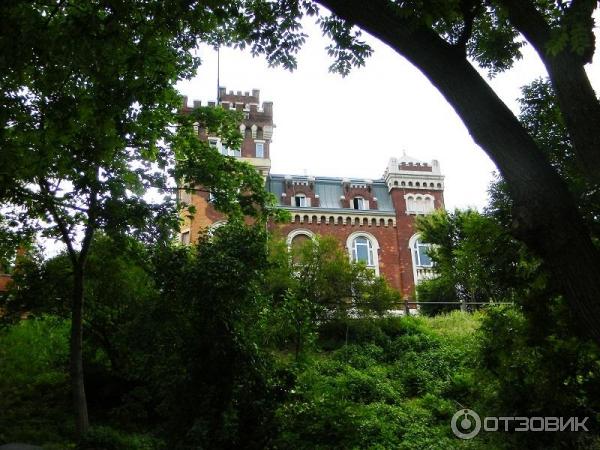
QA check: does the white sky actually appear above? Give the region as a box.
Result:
[178,17,600,211]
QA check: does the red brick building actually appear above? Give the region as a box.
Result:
[181,88,445,299]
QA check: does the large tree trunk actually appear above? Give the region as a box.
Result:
[71,264,90,438]
[317,0,600,342]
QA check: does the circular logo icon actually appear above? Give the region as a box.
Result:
[451,409,481,439]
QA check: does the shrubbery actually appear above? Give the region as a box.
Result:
[273,313,478,449]
[0,316,72,446]
[3,225,600,449]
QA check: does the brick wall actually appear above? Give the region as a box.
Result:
[342,184,378,210]
[270,220,404,296]
[282,180,320,207]
[180,190,225,241]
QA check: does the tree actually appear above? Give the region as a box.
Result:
[131,221,281,448]
[265,236,398,358]
[509,78,599,240]
[415,209,534,315]
[234,0,600,343]
[0,1,277,437]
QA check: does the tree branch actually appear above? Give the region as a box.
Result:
[497,0,600,183]
[39,178,78,267]
[455,0,479,53]
[563,0,597,64]
[495,0,552,51]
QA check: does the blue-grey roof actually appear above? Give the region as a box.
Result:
[267,174,395,212]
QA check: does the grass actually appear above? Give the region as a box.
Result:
[418,310,482,340]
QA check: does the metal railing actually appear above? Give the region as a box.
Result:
[399,300,515,315]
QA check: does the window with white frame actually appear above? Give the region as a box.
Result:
[295,194,307,207]
[346,232,380,275]
[353,196,364,210]
[286,229,316,249]
[207,220,226,238]
[352,236,374,266]
[208,138,240,157]
[412,238,433,267]
[255,141,264,158]
[405,194,434,214]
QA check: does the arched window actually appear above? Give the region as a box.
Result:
[409,234,433,267]
[207,220,226,237]
[405,194,434,214]
[286,229,316,255]
[352,237,374,266]
[346,232,380,274]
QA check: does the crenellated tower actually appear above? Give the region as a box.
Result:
[178,87,275,244]
[181,87,274,177]
[385,153,445,291]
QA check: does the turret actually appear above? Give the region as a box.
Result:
[182,87,275,177]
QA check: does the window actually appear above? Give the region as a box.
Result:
[222,146,240,157]
[286,229,316,249]
[353,197,364,210]
[413,239,433,267]
[255,142,264,158]
[209,138,240,157]
[295,194,307,207]
[178,188,192,205]
[207,220,226,237]
[346,232,380,275]
[352,236,374,266]
[181,231,190,245]
[405,194,434,214]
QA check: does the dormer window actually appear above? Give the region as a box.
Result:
[295,194,307,207]
[352,196,369,210]
[353,197,363,210]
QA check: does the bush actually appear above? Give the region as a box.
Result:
[274,314,479,449]
[473,305,600,449]
[318,316,433,350]
[0,315,72,445]
[78,426,165,450]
